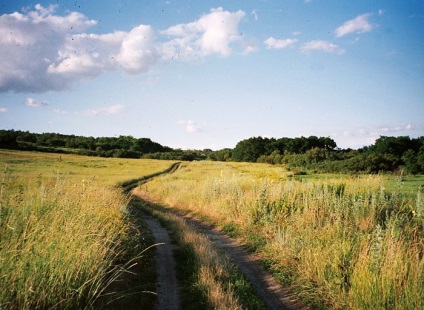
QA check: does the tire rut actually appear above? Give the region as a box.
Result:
[132,189,309,310]
[132,208,180,310]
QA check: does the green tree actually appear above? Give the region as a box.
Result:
[402,149,421,175]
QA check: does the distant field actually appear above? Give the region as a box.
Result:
[0,149,175,185]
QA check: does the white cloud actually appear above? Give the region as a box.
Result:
[0,5,97,93]
[0,107,8,112]
[335,13,373,38]
[378,9,385,16]
[177,120,202,133]
[264,37,297,49]
[251,10,258,21]
[161,7,245,59]
[331,123,419,149]
[301,40,345,54]
[47,32,126,78]
[26,98,48,107]
[86,104,125,116]
[0,5,246,94]
[52,108,67,114]
[116,25,159,74]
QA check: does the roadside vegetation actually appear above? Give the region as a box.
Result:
[0,150,174,309]
[131,196,266,310]
[138,161,424,309]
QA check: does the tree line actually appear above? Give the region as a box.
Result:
[1,130,423,174]
[0,130,170,158]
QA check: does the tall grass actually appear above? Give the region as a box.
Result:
[134,197,265,309]
[139,161,424,309]
[0,150,175,308]
[0,172,130,308]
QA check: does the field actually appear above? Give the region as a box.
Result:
[1,150,423,309]
[138,161,424,309]
[0,150,175,309]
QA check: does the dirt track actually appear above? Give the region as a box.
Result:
[132,207,180,310]
[132,189,308,310]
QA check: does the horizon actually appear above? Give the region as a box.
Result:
[1,1,423,150]
[3,128,421,152]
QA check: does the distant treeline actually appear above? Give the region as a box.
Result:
[1,130,423,174]
[233,136,424,174]
[0,130,170,158]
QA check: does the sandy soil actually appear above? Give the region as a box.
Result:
[132,207,181,310]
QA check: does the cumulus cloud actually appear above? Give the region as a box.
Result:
[86,104,125,116]
[161,7,245,59]
[116,25,159,74]
[264,37,297,49]
[0,5,246,93]
[177,120,203,133]
[26,98,48,107]
[301,40,345,54]
[0,5,97,93]
[335,13,373,38]
[47,31,127,79]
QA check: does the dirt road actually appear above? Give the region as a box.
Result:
[132,207,181,310]
[132,189,308,310]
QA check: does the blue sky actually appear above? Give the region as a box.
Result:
[1,1,423,150]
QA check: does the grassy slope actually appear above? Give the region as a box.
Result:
[0,149,175,309]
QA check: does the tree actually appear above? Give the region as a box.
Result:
[402,149,421,175]
[232,137,270,162]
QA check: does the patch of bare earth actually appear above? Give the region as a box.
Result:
[132,207,181,310]
[132,189,308,310]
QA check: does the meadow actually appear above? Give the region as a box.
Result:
[138,161,424,309]
[0,150,174,309]
[2,149,423,309]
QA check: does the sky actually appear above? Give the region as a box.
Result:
[0,1,423,150]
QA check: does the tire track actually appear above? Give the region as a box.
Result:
[132,208,180,310]
[123,163,307,310]
[133,189,309,310]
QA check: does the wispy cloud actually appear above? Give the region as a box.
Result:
[264,37,297,49]
[52,108,67,114]
[301,40,345,54]
[250,10,258,21]
[177,120,203,133]
[0,107,8,112]
[335,13,373,38]
[26,98,48,107]
[331,123,420,148]
[86,104,125,116]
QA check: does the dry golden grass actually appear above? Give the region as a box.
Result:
[151,209,244,309]
[138,160,424,309]
[0,149,175,308]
